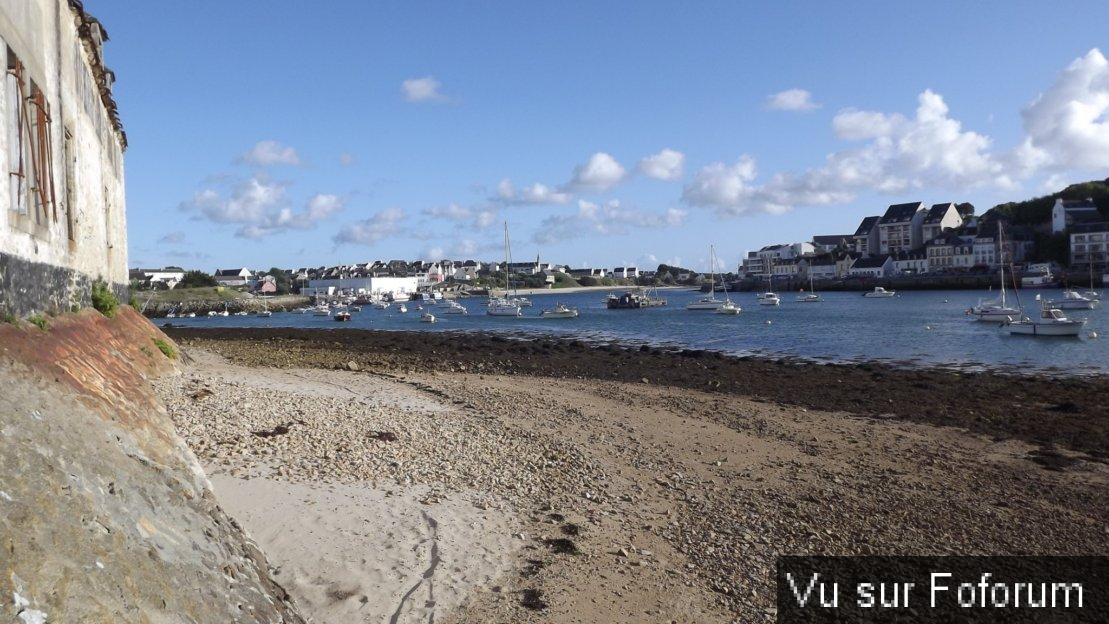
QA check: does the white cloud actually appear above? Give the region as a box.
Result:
[637,149,685,181]
[158,231,185,244]
[767,89,820,111]
[424,203,472,221]
[496,179,572,205]
[402,76,446,102]
[1019,48,1109,170]
[568,152,627,192]
[334,207,406,245]
[178,176,343,238]
[239,140,302,166]
[533,199,686,245]
[682,156,759,211]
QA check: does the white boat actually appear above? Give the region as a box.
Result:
[419,312,437,323]
[1006,304,1087,337]
[714,298,742,315]
[487,296,522,316]
[757,274,780,305]
[397,303,408,313]
[488,222,523,317]
[312,305,331,316]
[1048,289,1099,310]
[862,287,896,298]
[512,297,533,307]
[796,272,822,303]
[439,300,468,315]
[372,301,390,310]
[968,234,1020,321]
[541,303,579,319]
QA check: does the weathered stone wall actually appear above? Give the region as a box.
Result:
[0,308,304,622]
[0,249,129,318]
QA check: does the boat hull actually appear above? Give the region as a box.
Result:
[1007,320,1085,336]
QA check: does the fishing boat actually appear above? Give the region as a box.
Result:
[862,287,896,298]
[606,287,667,309]
[1006,303,1086,337]
[540,302,579,319]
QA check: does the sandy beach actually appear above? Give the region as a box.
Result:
[156,329,1108,623]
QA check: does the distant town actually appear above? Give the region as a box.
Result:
[132,188,1109,297]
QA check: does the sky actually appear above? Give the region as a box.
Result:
[91,1,1109,275]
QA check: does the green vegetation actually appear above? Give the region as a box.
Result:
[986,178,1109,226]
[2,311,16,325]
[179,270,218,288]
[153,338,177,360]
[27,314,49,331]
[91,279,119,318]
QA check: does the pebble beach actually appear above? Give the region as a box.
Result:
[156,329,1109,623]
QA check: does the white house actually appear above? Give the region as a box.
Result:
[306,275,419,298]
[852,216,880,256]
[921,202,964,241]
[611,266,639,279]
[892,250,928,274]
[1070,223,1109,269]
[1052,198,1101,234]
[848,255,893,278]
[214,267,253,288]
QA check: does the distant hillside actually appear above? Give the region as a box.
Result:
[985,178,1109,226]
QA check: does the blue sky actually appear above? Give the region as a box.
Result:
[93,1,1109,274]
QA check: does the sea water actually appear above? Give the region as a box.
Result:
[163,288,1108,377]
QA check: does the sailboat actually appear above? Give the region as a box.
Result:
[487,222,523,317]
[795,270,822,303]
[967,222,1021,321]
[257,295,272,317]
[687,246,727,310]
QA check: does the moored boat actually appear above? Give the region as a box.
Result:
[1047,289,1099,310]
[862,287,896,298]
[1006,304,1086,337]
[541,303,579,319]
[607,287,667,309]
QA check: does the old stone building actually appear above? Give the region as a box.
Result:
[1,0,127,316]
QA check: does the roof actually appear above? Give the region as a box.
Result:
[812,234,851,246]
[923,202,957,224]
[879,202,925,224]
[1070,222,1109,234]
[854,216,880,237]
[852,255,892,269]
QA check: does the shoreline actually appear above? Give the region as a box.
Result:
[163,327,1109,460]
[155,341,1108,623]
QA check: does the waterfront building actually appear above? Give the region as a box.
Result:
[1,1,128,316]
[921,202,964,241]
[848,254,894,278]
[1052,198,1101,234]
[878,202,927,256]
[852,216,880,256]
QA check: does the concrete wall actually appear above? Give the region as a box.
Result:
[0,1,127,317]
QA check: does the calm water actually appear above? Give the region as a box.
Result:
[163,287,1108,377]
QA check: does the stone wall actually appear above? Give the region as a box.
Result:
[0,307,304,622]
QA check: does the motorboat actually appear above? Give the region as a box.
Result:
[1047,289,1099,310]
[757,292,781,306]
[862,287,896,298]
[397,303,408,313]
[541,303,579,319]
[372,301,390,310]
[312,305,331,316]
[1006,304,1086,337]
[333,309,352,322]
[419,312,437,323]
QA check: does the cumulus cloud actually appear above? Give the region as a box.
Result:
[333,207,406,245]
[423,203,499,229]
[533,199,686,245]
[402,76,446,102]
[495,179,572,205]
[766,89,820,111]
[1018,48,1109,170]
[686,87,1018,216]
[238,140,302,166]
[178,176,343,238]
[567,152,627,193]
[637,148,685,181]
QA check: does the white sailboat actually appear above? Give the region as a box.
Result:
[758,273,780,305]
[795,271,822,303]
[968,224,1020,321]
[488,222,523,317]
[687,246,726,311]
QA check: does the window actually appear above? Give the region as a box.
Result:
[6,48,26,215]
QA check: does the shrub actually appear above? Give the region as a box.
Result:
[91,279,119,318]
[28,314,49,331]
[153,338,177,360]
